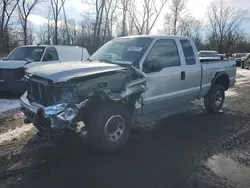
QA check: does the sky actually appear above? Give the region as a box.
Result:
[27,0,250,35]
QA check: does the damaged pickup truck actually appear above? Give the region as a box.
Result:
[20,35,236,151]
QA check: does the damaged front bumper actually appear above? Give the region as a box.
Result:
[20,92,87,133]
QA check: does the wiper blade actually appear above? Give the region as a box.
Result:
[4,58,33,61]
[99,59,116,64]
[86,58,92,62]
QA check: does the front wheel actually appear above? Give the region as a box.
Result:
[86,103,132,151]
[204,84,225,113]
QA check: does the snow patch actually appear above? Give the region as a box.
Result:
[0,99,20,114]
[0,124,33,144]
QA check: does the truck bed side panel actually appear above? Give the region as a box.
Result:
[199,60,236,98]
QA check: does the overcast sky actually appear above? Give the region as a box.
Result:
[27,0,250,34]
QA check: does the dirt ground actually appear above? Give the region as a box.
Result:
[0,68,250,188]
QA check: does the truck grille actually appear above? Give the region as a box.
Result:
[27,78,54,105]
[0,68,25,80]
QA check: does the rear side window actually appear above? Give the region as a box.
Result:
[43,47,59,61]
[180,40,196,65]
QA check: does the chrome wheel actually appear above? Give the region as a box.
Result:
[104,115,125,142]
[214,90,223,106]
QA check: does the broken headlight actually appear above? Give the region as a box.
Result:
[57,105,78,121]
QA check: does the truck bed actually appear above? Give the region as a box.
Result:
[199,60,236,98]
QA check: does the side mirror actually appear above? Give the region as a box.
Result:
[143,59,163,73]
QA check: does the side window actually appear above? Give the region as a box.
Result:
[180,40,196,65]
[42,47,59,61]
[143,39,180,73]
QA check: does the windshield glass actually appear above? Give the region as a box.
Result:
[199,52,219,58]
[235,54,246,58]
[7,47,45,61]
[89,38,153,65]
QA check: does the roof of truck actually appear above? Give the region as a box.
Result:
[117,35,190,40]
[18,45,86,49]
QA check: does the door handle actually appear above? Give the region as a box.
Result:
[181,71,185,80]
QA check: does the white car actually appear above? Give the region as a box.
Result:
[0,45,89,93]
[198,50,222,62]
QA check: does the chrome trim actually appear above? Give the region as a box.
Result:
[20,92,39,113]
[38,83,42,99]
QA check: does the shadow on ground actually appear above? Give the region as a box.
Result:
[3,108,249,188]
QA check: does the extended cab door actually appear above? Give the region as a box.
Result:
[141,39,187,115]
[42,47,60,64]
[178,39,202,101]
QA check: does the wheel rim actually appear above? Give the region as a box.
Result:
[214,90,223,106]
[104,115,125,142]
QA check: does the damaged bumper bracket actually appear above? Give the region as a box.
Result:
[20,92,88,132]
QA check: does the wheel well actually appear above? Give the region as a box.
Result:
[213,74,229,90]
[77,93,138,124]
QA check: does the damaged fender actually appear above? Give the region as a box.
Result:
[108,66,147,101]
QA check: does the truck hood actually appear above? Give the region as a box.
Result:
[0,60,29,69]
[27,61,128,83]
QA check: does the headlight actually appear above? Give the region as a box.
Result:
[57,105,78,121]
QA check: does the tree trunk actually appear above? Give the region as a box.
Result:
[96,0,104,48]
[24,21,27,45]
[55,17,58,44]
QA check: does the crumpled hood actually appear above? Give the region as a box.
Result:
[0,60,28,69]
[27,61,127,83]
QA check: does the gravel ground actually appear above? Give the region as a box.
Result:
[0,68,250,188]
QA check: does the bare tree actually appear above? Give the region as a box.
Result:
[164,0,188,35]
[26,26,36,45]
[128,0,168,35]
[0,0,20,55]
[50,0,65,44]
[180,17,203,49]
[207,0,247,53]
[118,0,131,36]
[37,5,53,44]
[103,0,118,42]
[18,0,44,45]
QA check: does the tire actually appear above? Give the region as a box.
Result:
[86,103,132,151]
[241,61,245,68]
[247,59,250,69]
[204,84,225,113]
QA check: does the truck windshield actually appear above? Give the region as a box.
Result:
[235,54,246,58]
[7,47,45,61]
[199,52,219,58]
[88,38,153,65]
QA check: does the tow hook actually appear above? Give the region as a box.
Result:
[24,119,31,124]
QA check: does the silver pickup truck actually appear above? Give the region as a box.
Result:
[20,35,236,151]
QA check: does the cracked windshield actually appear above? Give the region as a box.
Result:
[0,0,250,187]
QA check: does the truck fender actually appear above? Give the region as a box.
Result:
[211,72,230,90]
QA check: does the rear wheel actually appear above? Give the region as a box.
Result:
[86,103,132,151]
[204,84,225,113]
[241,61,245,68]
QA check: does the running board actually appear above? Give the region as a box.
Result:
[135,103,194,125]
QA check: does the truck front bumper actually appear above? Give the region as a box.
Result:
[20,92,88,133]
